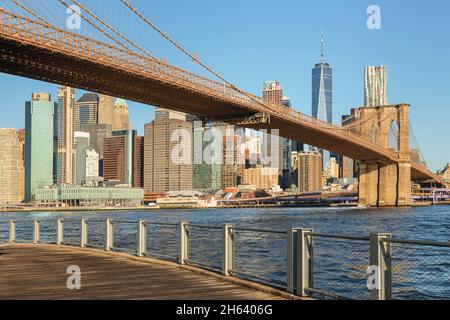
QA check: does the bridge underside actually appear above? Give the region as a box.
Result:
[0,29,441,185]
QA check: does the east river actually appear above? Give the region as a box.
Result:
[1,206,449,300]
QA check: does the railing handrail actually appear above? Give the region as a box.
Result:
[308,232,370,242]
[384,238,450,248]
[230,226,286,235]
[187,223,222,230]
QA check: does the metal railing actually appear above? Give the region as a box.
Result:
[389,238,450,300]
[231,227,288,289]
[1,218,449,300]
[304,232,371,300]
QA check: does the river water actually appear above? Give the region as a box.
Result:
[1,206,449,300]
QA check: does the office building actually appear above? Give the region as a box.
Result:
[312,33,333,123]
[280,96,293,189]
[325,157,340,179]
[25,93,56,201]
[155,107,186,121]
[98,94,115,127]
[82,123,112,176]
[113,98,130,131]
[263,81,284,184]
[0,128,25,205]
[242,166,278,190]
[244,133,262,167]
[74,93,99,132]
[74,132,90,185]
[193,126,221,191]
[144,112,193,192]
[294,151,323,193]
[221,135,244,189]
[85,149,100,179]
[341,156,356,179]
[312,32,333,166]
[263,81,283,105]
[364,66,388,107]
[35,186,143,207]
[55,86,75,185]
[103,130,143,188]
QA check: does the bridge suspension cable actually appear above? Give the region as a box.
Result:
[9,0,49,24]
[55,0,138,54]
[409,120,427,165]
[68,0,156,60]
[118,0,285,115]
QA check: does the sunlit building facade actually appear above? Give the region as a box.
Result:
[0,129,25,205]
[25,93,56,201]
[364,65,388,107]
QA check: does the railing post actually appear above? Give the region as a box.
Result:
[56,219,64,245]
[222,224,235,276]
[297,228,314,296]
[81,219,88,248]
[179,221,189,265]
[33,220,40,244]
[105,219,113,251]
[137,220,147,257]
[369,233,392,300]
[9,220,16,243]
[287,228,299,293]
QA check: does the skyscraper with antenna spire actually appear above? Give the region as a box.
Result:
[311,31,333,166]
[312,31,332,123]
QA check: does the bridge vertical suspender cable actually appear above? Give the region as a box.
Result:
[68,0,156,60]
[55,0,140,54]
[119,0,280,114]
[9,0,50,25]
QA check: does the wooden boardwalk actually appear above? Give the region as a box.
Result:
[0,244,288,300]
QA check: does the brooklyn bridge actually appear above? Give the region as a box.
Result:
[0,0,445,206]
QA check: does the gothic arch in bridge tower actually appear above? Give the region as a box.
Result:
[388,120,400,151]
[354,104,412,207]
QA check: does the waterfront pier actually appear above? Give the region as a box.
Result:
[1,218,450,300]
[0,244,287,300]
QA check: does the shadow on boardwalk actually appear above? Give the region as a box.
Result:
[0,244,290,300]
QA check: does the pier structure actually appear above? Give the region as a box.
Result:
[1,218,449,300]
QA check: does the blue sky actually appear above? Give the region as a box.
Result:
[0,0,449,171]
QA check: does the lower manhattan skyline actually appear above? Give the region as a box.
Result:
[0,0,449,172]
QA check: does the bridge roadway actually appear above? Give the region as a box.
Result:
[0,244,297,300]
[0,9,443,184]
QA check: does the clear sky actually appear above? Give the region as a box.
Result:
[0,0,449,171]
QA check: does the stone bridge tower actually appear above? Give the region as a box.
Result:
[349,104,411,207]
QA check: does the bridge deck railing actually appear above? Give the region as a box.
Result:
[1,218,450,300]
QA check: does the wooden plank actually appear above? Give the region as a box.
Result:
[0,244,285,300]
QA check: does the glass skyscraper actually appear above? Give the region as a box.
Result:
[311,33,333,165]
[312,34,332,124]
[312,62,332,123]
[25,93,56,201]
